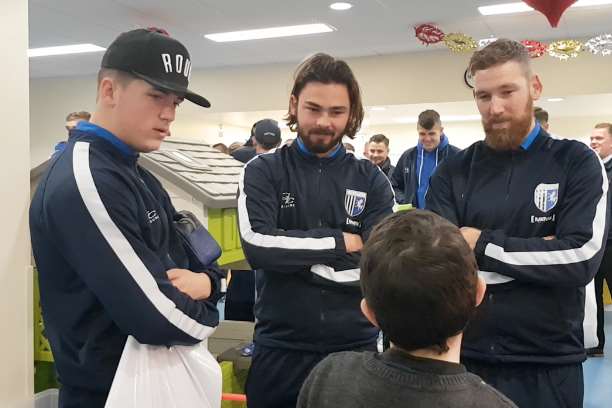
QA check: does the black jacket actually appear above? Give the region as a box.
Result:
[238,140,394,352]
[390,143,460,205]
[605,158,612,247]
[231,146,257,163]
[427,129,608,364]
[378,157,395,179]
[30,123,221,406]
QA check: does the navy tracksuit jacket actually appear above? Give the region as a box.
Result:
[30,122,221,407]
[238,139,395,352]
[427,126,609,365]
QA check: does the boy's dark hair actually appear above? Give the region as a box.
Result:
[417,110,441,130]
[369,134,389,147]
[360,210,478,353]
[285,53,364,139]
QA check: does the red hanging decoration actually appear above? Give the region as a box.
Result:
[522,0,577,28]
[521,40,548,58]
[414,24,445,45]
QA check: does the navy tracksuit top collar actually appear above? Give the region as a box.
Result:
[521,121,541,150]
[74,121,139,160]
[294,136,344,162]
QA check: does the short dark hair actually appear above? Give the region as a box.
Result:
[285,53,364,139]
[595,122,612,136]
[369,134,389,147]
[418,110,441,130]
[65,111,91,122]
[97,68,136,88]
[534,106,549,123]
[468,38,531,77]
[361,210,479,354]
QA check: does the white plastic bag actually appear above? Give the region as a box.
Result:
[583,279,598,349]
[105,336,221,408]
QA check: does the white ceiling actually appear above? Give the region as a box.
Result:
[194,93,612,129]
[29,0,612,78]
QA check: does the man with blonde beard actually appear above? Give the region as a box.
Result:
[427,39,608,408]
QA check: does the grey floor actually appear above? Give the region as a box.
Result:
[584,310,612,408]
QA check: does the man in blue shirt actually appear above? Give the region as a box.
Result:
[390,110,459,207]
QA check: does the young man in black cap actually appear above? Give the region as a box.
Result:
[30,28,222,408]
[231,121,259,163]
[238,53,395,408]
[253,118,282,155]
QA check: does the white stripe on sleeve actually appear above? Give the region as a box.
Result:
[237,159,337,251]
[310,264,360,283]
[484,157,608,266]
[72,141,215,340]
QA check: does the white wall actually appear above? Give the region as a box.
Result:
[30,49,612,166]
[1,1,33,407]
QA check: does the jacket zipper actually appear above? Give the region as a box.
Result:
[317,163,323,227]
[506,152,514,199]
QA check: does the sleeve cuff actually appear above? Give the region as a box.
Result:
[474,229,490,260]
[334,230,347,255]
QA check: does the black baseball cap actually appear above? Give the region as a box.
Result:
[101,28,210,108]
[254,119,281,149]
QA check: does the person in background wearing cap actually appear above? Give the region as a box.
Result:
[238,53,394,408]
[224,119,281,323]
[231,121,260,164]
[253,118,282,155]
[30,28,223,408]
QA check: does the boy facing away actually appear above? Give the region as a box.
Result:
[298,210,517,408]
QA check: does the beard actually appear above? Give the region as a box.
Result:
[483,99,534,151]
[297,124,344,155]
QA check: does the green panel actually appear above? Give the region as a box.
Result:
[34,268,54,363]
[208,208,245,266]
[34,362,59,393]
[394,203,413,212]
[221,361,247,408]
[32,207,246,370]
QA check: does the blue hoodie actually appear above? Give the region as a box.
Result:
[415,134,449,209]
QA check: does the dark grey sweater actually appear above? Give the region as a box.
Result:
[297,349,517,408]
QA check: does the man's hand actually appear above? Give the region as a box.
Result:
[167,268,212,300]
[343,232,364,253]
[543,235,556,240]
[460,227,482,250]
